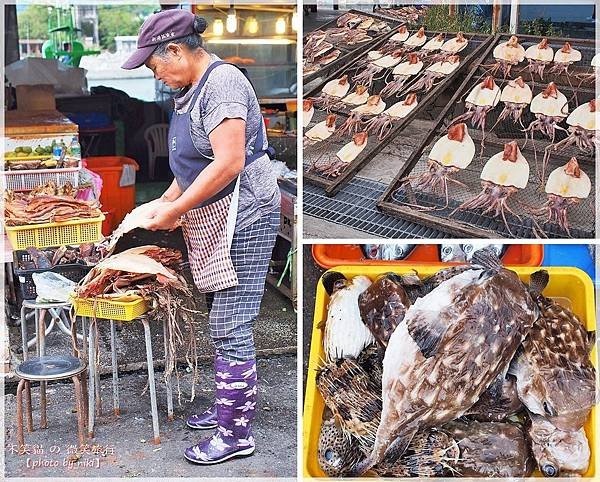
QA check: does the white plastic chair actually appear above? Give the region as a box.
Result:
[143,124,169,180]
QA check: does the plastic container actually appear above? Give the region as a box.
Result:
[303,265,597,478]
[84,156,139,232]
[311,244,544,269]
[72,296,149,322]
[16,264,92,300]
[4,215,105,250]
[0,166,81,192]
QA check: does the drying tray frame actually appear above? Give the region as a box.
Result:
[303,9,404,86]
[304,31,495,196]
[377,33,597,239]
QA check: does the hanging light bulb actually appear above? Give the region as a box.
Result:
[226,8,237,33]
[275,16,287,35]
[245,16,259,35]
[291,8,298,32]
[213,19,224,36]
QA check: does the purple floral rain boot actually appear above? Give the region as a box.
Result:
[184,357,257,464]
[186,403,218,430]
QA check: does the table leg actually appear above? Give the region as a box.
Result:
[72,376,86,446]
[16,379,25,449]
[162,319,173,422]
[142,319,160,444]
[81,317,88,361]
[110,320,120,416]
[24,381,33,432]
[87,322,96,438]
[20,305,28,361]
[38,309,47,429]
[81,369,89,429]
[93,322,102,417]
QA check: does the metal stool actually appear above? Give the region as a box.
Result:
[20,300,88,428]
[87,317,173,444]
[15,355,88,449]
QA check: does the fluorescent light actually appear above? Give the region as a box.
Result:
[226,8,237,33]
[291,9,298,32]
[245,16,259,35]
[206,38,295,45]
[275,16,287,35]
[213,19,224,36]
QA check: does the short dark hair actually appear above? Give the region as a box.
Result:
[153,15,208,57]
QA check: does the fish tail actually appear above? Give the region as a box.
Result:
[529,269,550,297]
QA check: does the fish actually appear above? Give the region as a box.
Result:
[26,247,52,269]
[320,272,374,361]
[465,373,524,422]
[361,243,416,260]
[349,249,538,476]
[443,420,535,477]
[317,416,363,477]
[528,414,590,476]
[439,243,505,262]
[509,269,596,431]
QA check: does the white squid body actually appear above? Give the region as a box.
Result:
[530,88,569,118]
[500,80,533,105]
[374,54,403,68]
[358,17,374,30]
[525,43,554,62]
[429,128,475,169]
[390,27,409,43]
[305,120,335,141]
[382,269,484,403]
[405,30,427,48]
[323,275,374,360]
[322,77,351,98]
[392,59,424,76]
[481,147,529,189]
[465,81,501,107]
[427,59,460,76]
[566,101,598,131]
[592,53,599,68]
[493,40,526,63]
[342,88,370,106]
[422,35,445,51]
[336,134,369,163]
[554,46,582,64]
[384,97,419,118]
[367,50,384,61]
[303,105,314,128]
[352,97,386,115]
[546,162,591,199]
[441,35,468,53]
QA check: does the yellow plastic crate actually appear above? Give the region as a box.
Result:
[72,296,149,322]
[4,215,104,250]
[303,265,597,478]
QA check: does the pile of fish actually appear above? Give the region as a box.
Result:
[18,244,105,271]
[3,185,102,226]
[316,250,595,478]
[373,5,428,23]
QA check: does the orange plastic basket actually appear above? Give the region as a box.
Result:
[311,244,544,269]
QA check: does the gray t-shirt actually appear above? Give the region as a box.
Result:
[173,54,280,229]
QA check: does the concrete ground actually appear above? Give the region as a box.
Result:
[4,355,296,478]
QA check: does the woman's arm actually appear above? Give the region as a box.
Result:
[143,118,246,230]
[160,178,183,202]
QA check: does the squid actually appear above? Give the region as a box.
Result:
[309,132,369,178]
[416,33,445,59]
[304,114,337,147]
[524,82,569,147]
[577,53,598,84]
[404,27,427,49]
[452,142,529,237]
[545,98,598,157]
[494,76,533,127]
[389,25,410,44]
[549,42,581,76]
[535,157,591,236]
[522,38,554,80]
[364,93,419,140]
[401,123,475,209]
[380,52,423,98]
[337,95,386,137]
[450,76,500,135]
[303,99,315,128]
[409,55,461,92]
[430,32,469,63]
[484,36,525,78]
[340,85,370,107]
[311,75,351,110]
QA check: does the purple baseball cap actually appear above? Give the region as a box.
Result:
[122,9,197,70]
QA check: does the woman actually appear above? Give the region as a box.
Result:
[122,9,281,465]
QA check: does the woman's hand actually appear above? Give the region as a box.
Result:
[142,203,182,231]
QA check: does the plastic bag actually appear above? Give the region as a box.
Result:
[32,272,76,303]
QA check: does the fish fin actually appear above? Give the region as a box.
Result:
[470,247,502,272]
[407,314,448,358]
[321,271,347,296]
[586,330,596,354]
[529,270,549,297]
[382,426,419,463]
[507,345,525,376]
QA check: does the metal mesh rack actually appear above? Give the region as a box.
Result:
[303,10,403,86]
[303,31,494,196]
[304,176,450,239]
[378,33,596,239]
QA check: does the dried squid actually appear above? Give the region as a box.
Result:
[450,76,500,136]
[522,38,554,80]
[312,75,351,110]
[409,55,461,92]
[364,93,418,140]
[485,36,525,78]
[404,27,427,49]
[310,132,370,178]
[340,84,370,107]
[524,82,569,152]
[535,157,591,236]
[545,98,598,156]
[303,99,314,128]
[549,41,581,76]
[337,96,385,137]
[492,76,532,128]
[389,25,409,43]
[380,53,423,98]
[430,32,468,63]
[452,142,529,237]
[304,114,337,147]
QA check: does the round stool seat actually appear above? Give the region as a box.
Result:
[15,355,86,381]
[21,300,72,310]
